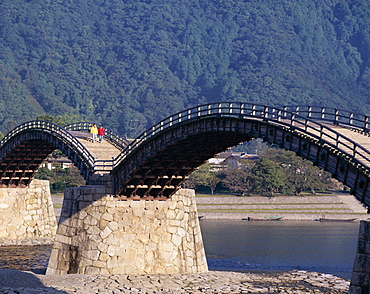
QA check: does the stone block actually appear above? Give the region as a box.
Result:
[169,220,181,227]
[177,227,186,238]
[137,233,150,245]
[45,267,57,275]
[99,252,110,262]
[358,221,367,241]
[175,209,185,220]
[353,255,370,275]
[171,234,182,248]
[102,212,113,221]
[86,225,101,235]
[106,234,122,247]
[350,272,370,287]
[132,208,144,217]
[126,247,137,261]
[153,265,166,274]
[149,233,159,244]
[166,209,176,219]
[144,210,155,219]
[107,256,118,268]
[155,210,166,219]
[348,285,363,294]
[167,201,177,210]
[100,226,112,240]
[57,260,70,272]
[55,234,72,245]
[83,194,93,202]
[92,260,107,268]
[161,241,174,252]
[100,268,111,275]
[85,266,101,274]
[79,257,93,268]
[86,249,100,261]
[112,266,127,275]
[107,245,116,257]
[97,241,108,252]
[97,219,109,230]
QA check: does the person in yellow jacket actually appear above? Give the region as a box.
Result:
[90,123,98,143]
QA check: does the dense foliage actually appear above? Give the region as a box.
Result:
[1,0,370,137]
[187,148,334,196]
[34,164,85,193]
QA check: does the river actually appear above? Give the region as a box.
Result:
[0,220,360,280]
[200,219,359,279]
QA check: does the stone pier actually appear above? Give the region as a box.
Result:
[349,220,370,293]
[0,179,57,245]
[46,177,208,275]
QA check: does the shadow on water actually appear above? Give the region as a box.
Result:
[0,269,68,293]
[0,245,52,274]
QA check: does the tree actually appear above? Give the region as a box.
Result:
[251,158,287,196]
[218,168,253,196]
[1,0,370,136]
[36,114,81,126]
[186,163,219,194]
[34,163,85,193]
[260,148,332,195]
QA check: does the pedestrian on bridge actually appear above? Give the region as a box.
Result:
[90,123,98,143]
[98,125,105,143]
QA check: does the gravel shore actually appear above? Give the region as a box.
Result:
[0,269,349,293]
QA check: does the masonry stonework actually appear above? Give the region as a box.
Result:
[0,179,57,245]
[46,179,208,275]
[349,220,370,293]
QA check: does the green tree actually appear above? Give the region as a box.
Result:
[260,148,332,195]
[251,158,287,196]
[36,114,81,126]
[34,163,85,193]
[217,168,253,196]
[187,163,219,194]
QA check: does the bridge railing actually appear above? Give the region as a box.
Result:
[64,122,129,151]
[0,120,96,171]
[113,102,370,173]
[281,105,370,132]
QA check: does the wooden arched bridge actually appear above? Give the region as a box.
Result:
[1,103,370,208]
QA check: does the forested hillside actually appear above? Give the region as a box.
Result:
[1,0,369,137]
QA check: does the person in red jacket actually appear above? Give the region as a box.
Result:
[98,125,105,143]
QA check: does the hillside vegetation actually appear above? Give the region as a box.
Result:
[1,0,369,137]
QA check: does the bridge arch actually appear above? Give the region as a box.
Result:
[0,121,95,187]
[112,102,370,208]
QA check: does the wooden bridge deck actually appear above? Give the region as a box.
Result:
[69,131,121,172]
[284,120,370,170]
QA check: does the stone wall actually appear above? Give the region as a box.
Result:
[349,220,370,293]
[46,183,208,275]
[0,179,57,245]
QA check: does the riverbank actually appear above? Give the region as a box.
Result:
[0,269,350,293]
[196,191,370,220]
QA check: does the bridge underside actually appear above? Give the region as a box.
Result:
[0,139,55,187]
[115,130,251,199]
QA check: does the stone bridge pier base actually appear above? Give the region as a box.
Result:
[0,179,57,245]
[349,220,370,293]
[46,178,208,275]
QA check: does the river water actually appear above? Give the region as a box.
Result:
[200,220,359,279]
[0,220,360,279]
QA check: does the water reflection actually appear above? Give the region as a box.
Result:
[200,220,359,279]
